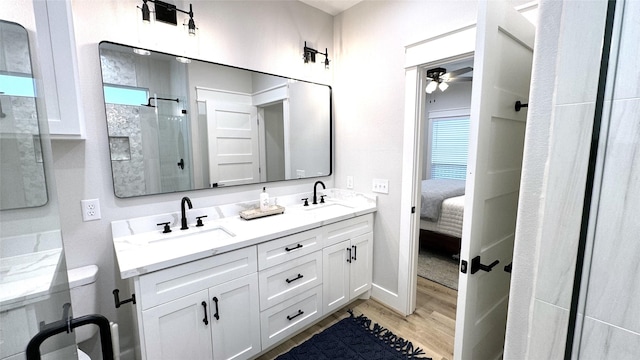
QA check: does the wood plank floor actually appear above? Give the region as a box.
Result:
[257,276,457,360]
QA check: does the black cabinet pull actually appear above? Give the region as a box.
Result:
[346,247,352,263]
[352,245,357,261]
[286,273,304,284]
[201,301,209,325]
[287,310,304,321]
[470,256,500,274]
[212,297,220,320]
[285,244,303,252]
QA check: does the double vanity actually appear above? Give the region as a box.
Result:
[111,188,376,360]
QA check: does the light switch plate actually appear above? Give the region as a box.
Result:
[372,179,389,194]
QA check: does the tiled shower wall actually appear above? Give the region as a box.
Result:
[506,0,640,358]
[576,0,640,357]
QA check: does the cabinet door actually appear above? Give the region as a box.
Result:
[350,233,373,297]
[142,290,213,360]
[209,274,261,360]
[322,240,350,314]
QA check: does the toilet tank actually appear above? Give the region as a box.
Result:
[67,265,99,343]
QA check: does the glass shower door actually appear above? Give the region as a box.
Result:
[155,95,192,193]
[567,0,640,357]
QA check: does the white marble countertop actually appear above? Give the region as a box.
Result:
[112,189,377,279]
[0,248,63,311]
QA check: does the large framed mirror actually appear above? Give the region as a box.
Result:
[99,42,332,198]
[0,20,48,210]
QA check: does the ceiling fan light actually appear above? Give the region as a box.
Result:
[438,82,449,92]
[426,81,438,94]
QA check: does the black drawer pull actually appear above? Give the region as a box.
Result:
[352,245,357,261]
[286,273,304,284]
[285,244,303,252]
[212,296,220,320]
[287,310,304,321]
[346,247,352,263]
[201,301,209,325]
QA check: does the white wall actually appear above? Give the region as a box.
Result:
[52,1,333,357]
[333,0,481,310]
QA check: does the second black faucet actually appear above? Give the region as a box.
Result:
[313,181,326,205]
[180,196,192,230]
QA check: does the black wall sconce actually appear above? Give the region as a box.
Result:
[139,0,197,36]
[303,41,330,69]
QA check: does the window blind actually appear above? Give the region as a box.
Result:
[430,117,470,180]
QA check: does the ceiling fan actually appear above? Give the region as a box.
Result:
[425,66,473,94]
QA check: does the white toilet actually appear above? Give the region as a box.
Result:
[67,265,99,360]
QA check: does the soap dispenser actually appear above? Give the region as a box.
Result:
[260,187,270,211]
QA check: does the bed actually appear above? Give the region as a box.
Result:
[419,179,465,254]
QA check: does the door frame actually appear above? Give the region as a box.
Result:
[400,24,477,315]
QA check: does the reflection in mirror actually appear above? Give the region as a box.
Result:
[99,42,332,198]
[0,20,47,210]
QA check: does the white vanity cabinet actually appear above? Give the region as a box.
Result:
[322,215,374,314]
[134,246,261,360]
[121,208,376,360]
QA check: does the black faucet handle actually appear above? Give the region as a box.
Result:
[196,215,208,227]
[320,195,326,203]
[301,198,309,206]
[157,222,172,233]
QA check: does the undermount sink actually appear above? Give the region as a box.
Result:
[148,225,235,244]
[302,202,354,216]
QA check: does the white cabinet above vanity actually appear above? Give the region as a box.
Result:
[111,189,376,360]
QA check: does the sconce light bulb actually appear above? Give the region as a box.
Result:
[425,81,438,94]
[188,18,196,36]
[438,81,449,92]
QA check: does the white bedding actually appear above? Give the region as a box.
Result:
[420,195,465,238]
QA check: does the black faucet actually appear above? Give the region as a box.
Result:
[180,196,193,230]
[313,181,326,205]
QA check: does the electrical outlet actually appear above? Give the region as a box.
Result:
[81,199,101,221]
[372,179,389,194]
[346,176,354,189]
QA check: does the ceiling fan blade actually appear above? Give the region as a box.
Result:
[446,76,473,83]
[442,67,473,81]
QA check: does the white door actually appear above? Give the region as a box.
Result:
[322,240,350,313]
[142,290,213,360]
[454,1,534,359]
[349,233,373,297]
[206,101,260,187]
[209,274,261,360]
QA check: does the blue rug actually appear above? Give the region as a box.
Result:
[276,310,431,360]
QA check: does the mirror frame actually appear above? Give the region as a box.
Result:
[98,41,332,198]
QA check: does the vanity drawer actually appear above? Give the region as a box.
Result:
[137,246,257,310]
[257,228,323,270]
[258,251,322,310]
[323,213,374,247]
[260,284,323,349]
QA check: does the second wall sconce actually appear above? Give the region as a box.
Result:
[139,0,197,36]
[303,41,330,69]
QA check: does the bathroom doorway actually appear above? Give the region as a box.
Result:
[416,57,473,294]
[400,2,535,358]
